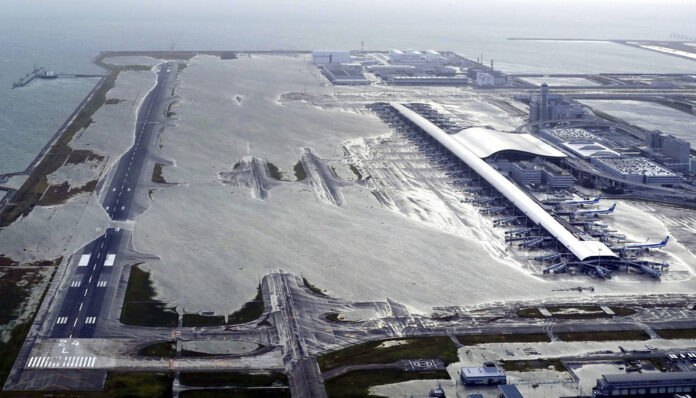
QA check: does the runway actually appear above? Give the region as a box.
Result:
[48,62,175,339]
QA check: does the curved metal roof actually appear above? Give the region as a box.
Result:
[391,102,617,261]
[452,127,566,159]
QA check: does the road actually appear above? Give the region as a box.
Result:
[48,61,176,339]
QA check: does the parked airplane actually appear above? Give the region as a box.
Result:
[561,194,601,206]
[623,236,669,251]
[577,203,616,215]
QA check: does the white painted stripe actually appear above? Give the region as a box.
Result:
[78,254,90,266]
[88,357,96,367]
[104,254,116,266]
[27,357,36,368]
[38,357,46,368]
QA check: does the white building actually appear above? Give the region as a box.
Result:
[461,363,507,385]
[311,50,352,65]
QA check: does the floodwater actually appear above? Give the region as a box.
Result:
[132,55,696,315]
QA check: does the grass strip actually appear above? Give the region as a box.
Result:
[179,389,290,398]
[556,330,650,342]
[293,161,307,181]
[325,369,448,398]
[457,333,550,345]
[179,372,287,388]
[138,341,176,357]
[655,328,696,340]
[227,284,264,325]
[120,264,179,327]
[500,359,566,372]
[152,163,167,184]
[318,337,458,372]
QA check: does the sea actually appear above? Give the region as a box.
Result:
[1,0,695,174]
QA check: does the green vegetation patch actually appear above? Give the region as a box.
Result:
[349,164,363,180]
[152,163,168,184]
[38,180,98,206]
[182,313,226,327]
[103,372,173,397]
[0,70,118,227]
[267,162,284,180]
[0,267,55,389]
[318,336,458,372]
[326,313,345,323]
[655,328,696,340]
[179,389,290,398]
[66,149,105,164]
[120,264,179,327]
[227,284,264,324]
[608,306,637,317]
[303,277,327,297]
[0,321,31,389]
[179,372,287,388]
[0,271,32,324]
[0,255,19,266]
[556,330,650,342]
[138,341,176,357]
[325,369,448,398]
[166,100,178,118]
[457,333,550,345]
[293,161,307,181]
[501,359,566,373]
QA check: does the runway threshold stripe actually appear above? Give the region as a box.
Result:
[89,357,96,367]
[27,357,36,368]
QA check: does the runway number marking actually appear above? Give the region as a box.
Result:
[58,339,80,354]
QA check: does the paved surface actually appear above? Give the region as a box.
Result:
[48,62,175,340]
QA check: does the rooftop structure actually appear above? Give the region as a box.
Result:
[593,371,696,397]
[320,64,370,85]
[311,50,352,65]
[538,161,575,188]
[561,139,621,159]
[391,102,617,261]
[387,75,468,85]
[542,127,598,142]
[461,363,507,385]
[592,156,680,186]
[474,70,508,87]
[510,161,542,186]
[452,127,566,159]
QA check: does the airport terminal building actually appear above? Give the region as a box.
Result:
[592,372,696,397]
